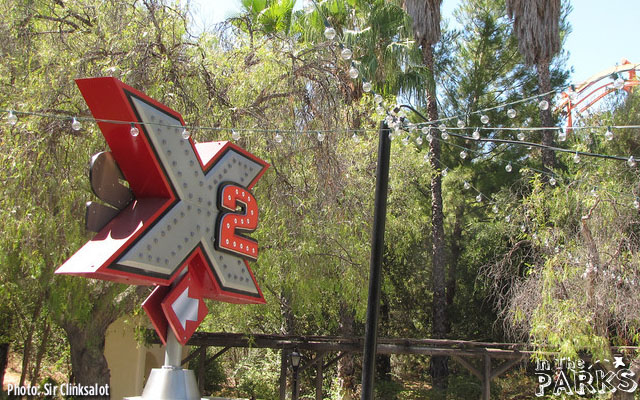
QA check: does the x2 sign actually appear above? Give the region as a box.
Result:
[56,77,269,344]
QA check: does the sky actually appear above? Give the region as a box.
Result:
[188,0,640,85]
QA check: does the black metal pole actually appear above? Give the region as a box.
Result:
[360,121,391,400]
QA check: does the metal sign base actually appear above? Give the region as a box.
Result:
[125,331,204,400]
[125,366,201,400]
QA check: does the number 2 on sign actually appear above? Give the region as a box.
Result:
[216,184,259,261]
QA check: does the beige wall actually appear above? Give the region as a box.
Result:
[105,317,189,399]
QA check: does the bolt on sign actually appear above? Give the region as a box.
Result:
[57,77,269,345]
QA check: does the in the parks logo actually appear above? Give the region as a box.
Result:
[57,77,269,345]
[534,356,638,397]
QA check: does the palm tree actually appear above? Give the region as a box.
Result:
[403,0,449,392]
[506,0,561,171]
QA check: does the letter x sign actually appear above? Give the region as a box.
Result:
[56,77,269,344]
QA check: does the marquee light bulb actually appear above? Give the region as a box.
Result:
[181,128,190,140]
[340,48,352,60]
[130,123,139,137]
[480,115,489,125]
[7,110,17,125]
[71,117,82,131]
[324,27,336,41]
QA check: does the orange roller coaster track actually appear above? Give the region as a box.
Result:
[557,59,639,129]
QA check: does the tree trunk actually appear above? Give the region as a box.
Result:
[29,322,51,390]
[0,342,8,389]
[422,40,449,392]
[537,58,556,172]
[337,303,356,400]
[19,299,43,387]
[63,323,111,399]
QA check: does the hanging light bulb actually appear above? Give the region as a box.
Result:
[505,215,511,223]
[415,136,423,146]
[634,199,640,210]
[573,152,580,164]
[520,224,526,233]
[627,156,636,168]
[557,129,567,142]
[605,127,613,141]
[460,150,467,159]
[476,194,482,202]
[362,82,372,93]
[456,119,465,128]
[505,162,513,172]
[374,94,383,104]
[421,126,430,134]
[401,136,410,146]
[438,123,446,132]
[517,132,525,141]
[7,110,17,125]
[130,123,139,137]
[324,26,336,41]
[480,115,489,125]
[549,177,557,186]
[71,117,82,131]
[492,204,499,214]
[426,133,433,143]
[317,132,325,142]
[388,131,395,141]
[274,131,283,143]
[507,108,517,119]
[348,66,359,79]
[441,168,448,177]
[464,181,471,190]
[441,131,449,140]
[472,129,480,140]
[613,77,625,90]
[340,47,352,60]
[568,88,578,102]
[539,99,549,110]
[376,106,385,115]
[352,132,360,143]
[423,153,430,163]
